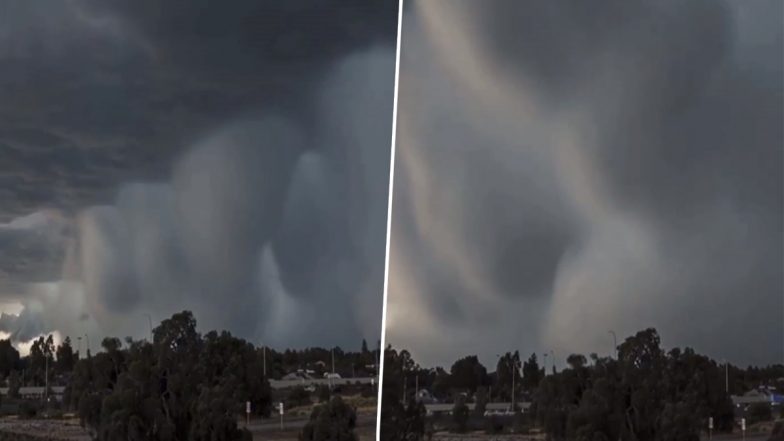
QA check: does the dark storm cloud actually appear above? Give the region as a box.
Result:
[388,0,782,367]
[0,1,397,348]
[0,0,397,221]
[0,212,73,289]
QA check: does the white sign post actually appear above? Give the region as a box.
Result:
[708,417,713,440]
[741,417,746,441]
[245,401,251,426]
[278,402,284,430]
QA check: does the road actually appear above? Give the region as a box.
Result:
[269,377,377,389]
[244,412,377,440]
[704,435,768,441]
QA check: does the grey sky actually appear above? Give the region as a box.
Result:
[386,0,783,368]
[0,1,397,350]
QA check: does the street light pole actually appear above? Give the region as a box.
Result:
[496,354,517,409]
[329,348,335,389]
[511,358,516,411]
[45,349,48,401]
[550,350,555,374]
[262,343,267,378]
[143,314,153,341]
[724,360,729,394]
[609,331,618,359]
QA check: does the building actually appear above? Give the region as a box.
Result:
[423,401,532,417]
[415,388,437,404]
[0,386,66,402]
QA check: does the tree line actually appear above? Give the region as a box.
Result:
[381,328,784,441]
[0,310,379,441]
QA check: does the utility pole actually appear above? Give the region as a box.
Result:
[550,350,556,374]
[609,330,618,359]
[262,342,267,378]
[44,344,49,403]
[84,334,90,357]
[543,352,548,377]
[725,360,729,394]
[328,348,335,389]
[77,336,82,359]
[375,348,381,392]
[415,374,419,399]
[496,354,516,409]
[143,314,153,341]
[511,358,516,411]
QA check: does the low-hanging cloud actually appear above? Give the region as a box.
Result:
[0,2,396,351]
[387,0,782,368]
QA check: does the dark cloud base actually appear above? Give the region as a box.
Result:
[0,1,398,349]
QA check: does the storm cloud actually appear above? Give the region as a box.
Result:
[386,0,782,367]
[0,1,397,350]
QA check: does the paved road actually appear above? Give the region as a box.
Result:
[704,435,768,441]
[245,413,376,432]
[246,414,376,441]
[269,377,377,389]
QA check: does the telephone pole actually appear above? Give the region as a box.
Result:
[724,360,729,394]
[609,330,618,359]
[44,351,48,402]
[261,342,267,378]
[143,314,153,341]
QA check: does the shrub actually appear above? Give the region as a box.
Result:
[360,385,376,398]
[452,400,470,433]
[17,401,38,419]
[485,415,504,434]
[317,385,331,403]
[747,402,772,424]
[300,396,357,441]
[287,387,313,409]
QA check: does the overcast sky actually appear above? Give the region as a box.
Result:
[0,1,397,351]
[386,0,783,369]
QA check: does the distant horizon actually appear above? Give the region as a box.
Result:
[387,325,784,371]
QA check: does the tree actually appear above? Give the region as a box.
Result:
[522,353,542,392]
[287,386,313,408]
[0,339,19,377]
[300,396,358,441]
[189,386,252,441]
[56,336,76,373]
[71,311,270,441]
[533,328,738,441]
[7,370,20,398]
[380,347,426,441]
[452,397,470,433]
[473,386,488,418]
[747,402,772,424]
[450,355,488,393]
[317,385,331,403]
[495,352,521,401]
